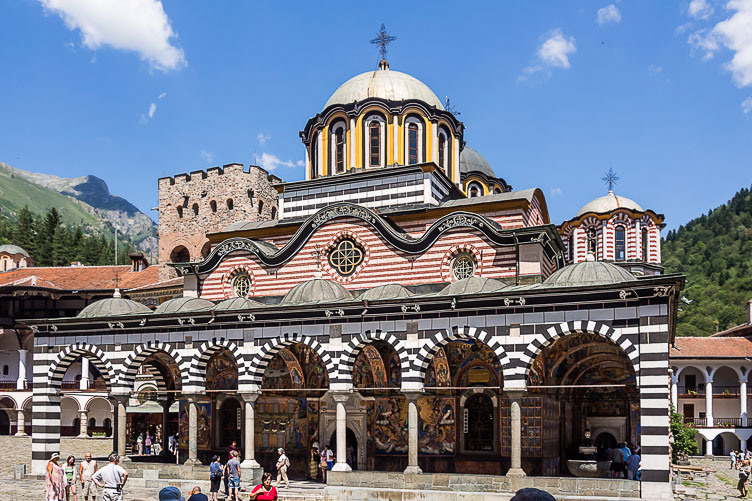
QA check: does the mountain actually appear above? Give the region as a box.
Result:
[0,162,157,257]
[662,186,752,336]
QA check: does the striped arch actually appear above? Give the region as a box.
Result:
[47,343,115,391]
[189,338,246,390]
[411,326,512,386]
[516,320,639,384]
[336,330,410,385]
[248,333,335,386]
[117,341,189,392]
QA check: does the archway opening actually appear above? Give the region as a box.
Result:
[170,246,190,263]
[0,397,15,435]
[205,348,240,457]
[60,397,80,437]
[329,427,358,470]
[257,342,329,479]
[526,332,638,477]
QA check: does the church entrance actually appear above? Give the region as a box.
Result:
[329,427,358,470]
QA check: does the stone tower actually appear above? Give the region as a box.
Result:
[157,163,280,280]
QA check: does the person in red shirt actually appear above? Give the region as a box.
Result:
[250,472,277,501]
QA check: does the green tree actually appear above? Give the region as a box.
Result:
[670,408,699,462]
[13,205,36,254]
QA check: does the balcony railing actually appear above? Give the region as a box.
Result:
[61,380,107,391]
[678,386,705,397]
[713,386,741,397]
[678,385,742,397]
[684,417,707,427]
[684,417,751,428]
[0,379,32,391]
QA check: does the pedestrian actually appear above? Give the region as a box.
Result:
[79,452,98,501]
[275,447,290,489]
[510,488,556,501]
[145,433,152,455]
[226,450,242,501]
[209,455,222,501]
[228,440,239,460]
[309,445,319,481]
[325,445,334,472]
[186,486,208,501]
[250,472,278,501]
[137,433,144,455]
[320,446,328,482]
[91,454,128,501]
[158,486,185,501]
[739,459,751,498]
[46,453,65,501]
[732,450,738,470]
[64,455,80,501]
[610,443,627,479]
[626,447,641,480]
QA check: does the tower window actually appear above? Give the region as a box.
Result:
[587,228,598,258]
[192,203,199,216]
[452,253,476,280]
[227,199,234,210]
[568,235,575,263]
[408,123,419,165]
[310,133,319,178]
[642,227,649,262]
[438,132,446,170]
[335,127,345,173]
[271,207,277,219]
[2,365,8,376]
[177,206,183,218]
[258,200,264,215]
[369,121,380,167]
[615,226,626,261]
[468,182,483,198]
[210,200,217,213]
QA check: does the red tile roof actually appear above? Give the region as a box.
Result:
[0,265,160,291]
[711,323,752,338]
[671,336,752,358]
[125,276,183,292]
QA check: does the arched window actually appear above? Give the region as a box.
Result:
[2,365,7,376]
[330,122,346,174]
[170,246,190,263]
[271,207,277,219]
[310,132,319,178]
[176,206,183,219]
[210,200,217,213]
[369,121,381,167]
[226,199,234,210]
[615,226,626,261]
[568,235,575,263]
[468,182,483,198]
[408,123,419,165]
[258,200,264,215]
[642,227,649,262]
[493,186,502,194]
[464,393,494,452]
[587,228,598,258]
[192,203,199,216]
[438,132,446,170]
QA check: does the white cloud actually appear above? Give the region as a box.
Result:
[139,91,166,123]
[147,102,157,119]
[597,4,622,25]
[689,0,752,87]
[520,29,577,81]
[743,96,752,113]
[257,133,271,145]
[158,92,167,99]
[689,0,714,19]
[259,152,303,172]
[39,0,186,72]
[200,150,215,164]
[550,187,563,196]
[648,64,664,75]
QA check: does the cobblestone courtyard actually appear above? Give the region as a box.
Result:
[675,458,752,501]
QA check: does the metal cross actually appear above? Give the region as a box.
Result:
[370,24,396,61]
[602,168,620,192]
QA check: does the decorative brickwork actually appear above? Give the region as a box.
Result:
[157,163,279,280]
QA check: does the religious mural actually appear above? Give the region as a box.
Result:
[368,396,408,454]
[179,401,211,449]
[417,397,455,454]
[206,350,238,390]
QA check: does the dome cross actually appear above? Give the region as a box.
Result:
[602,168,620,193]
[370,24,397,62]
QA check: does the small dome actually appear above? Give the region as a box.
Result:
[360,284,414,301]
[577,191,644,217]
[438,276,507,296]
[214,297,263,311]
[544,261,636,287]
[77,297,151,318]
[0,244,30,257]
[324,66,444,110]
[280,279,353,306]
[153,296,215,314]
[460,147,496,179]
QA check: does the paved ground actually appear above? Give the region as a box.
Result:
[675,457,752,500]
[0,478,325,501]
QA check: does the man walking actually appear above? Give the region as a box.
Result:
[92,454,128,501]
[226,450,241,501]
[275,447,290,489]
[79,452,98,501]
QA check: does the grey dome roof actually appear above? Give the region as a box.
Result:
[325,66,444,110]
[359,284,414,301]
[280,279,353,306]
[544,261,636,287]
[577,191,643,217]
[460,147,496,179]
[213,297,263,311]
[438,276,507,296]
[153,296,215,314]
[0,244,30,257]
[77,297,151,318]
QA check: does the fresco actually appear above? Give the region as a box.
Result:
[354,342,400,391]
[178,400,211,449]
[368,396,408,454]
[206,350,238,390]
[417,397,455,454]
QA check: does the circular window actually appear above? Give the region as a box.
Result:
[232,273,251,298]
[328,239,364,277]
[452,254,476,281]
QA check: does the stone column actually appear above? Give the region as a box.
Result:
[114,397,130,461]
[404,392,422,475]
[240,392,260,469]
[705,438,713,457]
[741,379,748,427]
[16,349,27,390]
[705,380,714,427]
[160,399,171,453]
[80,357,90,391]
[185,395,200,465]
[506,392,526,477]
[78,410,89,438]
[15,409,26,437]
[331,392,352,472]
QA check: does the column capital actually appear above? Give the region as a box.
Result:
[402,391,423,403]
[79,409,89,416]
[239,391,260,403]
[182,393,201,403]
[505,390,527,400]
[110,394,129,405]
[331,391,352,404]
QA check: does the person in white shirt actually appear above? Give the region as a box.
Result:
[79,452,98,501]
[92,454,128,501]
[275,448,290,489]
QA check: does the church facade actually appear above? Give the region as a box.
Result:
[24,50,680,500]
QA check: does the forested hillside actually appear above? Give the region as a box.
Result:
[663,187,752,336]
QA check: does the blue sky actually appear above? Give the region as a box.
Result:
[1,0,751,231]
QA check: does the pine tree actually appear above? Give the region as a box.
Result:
[13,206,36,255]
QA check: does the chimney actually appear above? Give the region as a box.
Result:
[747,299,752,325]
[129,253,149,272]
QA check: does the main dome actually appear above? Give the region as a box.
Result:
[324,65,444,110]
[577,191,643,217]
